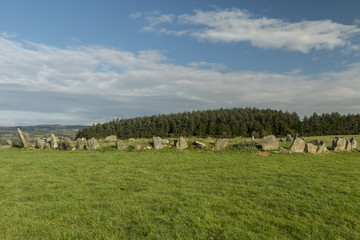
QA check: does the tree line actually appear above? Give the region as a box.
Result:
[76,108,360,139]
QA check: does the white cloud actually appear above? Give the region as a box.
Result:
[141,9,360,53]
[0,36,360,125]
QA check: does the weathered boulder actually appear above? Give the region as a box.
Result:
[350,137,357,149]
[286,134,292,142]
[317,143,328,154]
[153,136,164,150]
[176,137,188,150]
[134,143,142,151]
[35,138,44,150]
[333,137,347,152]
[116,140,126,150]
[44,143,51,149]
[214,139,228,150]
[290,138,305,153]
[49,133,58,149]
[86,137,99,151]
[17,128,28,148]
[345,139,352,151]
[104,135,117,142]
[237,139,258,148]
[6,139,12,147]
[76,138,86,150]
[194,141,206,149]
[262,135,279,150]
[58,142,65,150]
[305,143,317,154]
[63,137,75,150]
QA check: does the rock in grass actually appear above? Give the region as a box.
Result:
[317,143,328,154]
[63,137,75,150]
[35,138,44,150]
[290,138,305,153]
[49,133,58,149]
[350,137,357,150]
[237,139,258,148]
[86,137,99,151]
[305,143,317,154]
[333,137,347,152]
[286,134,292,142]
[105,135,117,142]
[176,137,188,150]
[6,139,12,147]
[76,138,86,150]
[134,143,142,151]
[214,139,228,150]
[17,128,28,148]
[153,136,164,150]
[194,141,206,149]
[262,135,279,151]
[116,140,126,150]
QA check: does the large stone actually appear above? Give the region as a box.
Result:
[317,143,328,154]
[262,135,279,150]
[237,139,258,148]
[116,140,126,150]
[35,138,44,150]
[63,137,75,150]
[305,143,317,154]
[105,135,117,142]
[49,133,58,149]
[194,141,206,149]
[153,136,164,150]
[333,137,347,152]
[290,138,305,153]
[286,134,292,142]
[350,137,357,149]
[17,128,28,148]
[345,139,352,151]
[214,139,228,150]
[176,137,188,150]
[86,137,99,151]
[76,138,86,150]
[6,139,12,147]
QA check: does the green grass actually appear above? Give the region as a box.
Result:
[0,147,360,239]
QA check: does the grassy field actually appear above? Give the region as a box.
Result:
[0,143,360,239]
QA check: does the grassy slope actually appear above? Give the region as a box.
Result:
[0,147,359,239]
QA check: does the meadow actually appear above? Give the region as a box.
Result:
[0,137,359,239]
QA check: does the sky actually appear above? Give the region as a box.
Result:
[0,0,360,126]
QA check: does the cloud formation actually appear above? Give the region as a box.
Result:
[141,9,360,53]
[0,35,360,125]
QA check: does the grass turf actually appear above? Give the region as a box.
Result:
[0,148,359,239]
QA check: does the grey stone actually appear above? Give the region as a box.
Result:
[76,138,86,150]
[286,134,292,142]
[262,135,279,151]
[237,139,258,148]
[6,139,12,147]
[35,138,44,150]
[305,143,317,154]
[153,136,164,150]
[49,133,58,149]
[279,147,289,153]
[333,137,347,152]
[290,138,305,153]
[214,139,228,150]
[317,143,328,154]
[44,143,51,149]
[350,137,357,149]
[194,141,206,149]
[160,139,170,145]
[345,139,352,151]
[17,128,28,148]
[104,135,117,142]
[63,137,75,150]
[116,140,126,150]
[134,143,142,151]
[176,137,188,150]
[86,137,99,151]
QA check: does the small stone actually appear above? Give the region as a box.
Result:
[104,135,117,142]
[134,144,142,151]
[194,141,206,149]
[286,134,292,142]
[116,140,126,150]
[237,139,258,148]
[214,139,228,150]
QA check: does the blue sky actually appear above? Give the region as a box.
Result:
[0,0,359,125]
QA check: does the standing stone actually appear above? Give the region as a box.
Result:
[153,136,164,150]
[305,143,317,154]
[76,138,86,150]
[134,143,142,151]
[345,139,352,151]
[63,137,75,150]
[24,133,30,146]
[237,139,258,148]
[6,139,12,147]
[35,138,44,150]
[194,141,206,149]
[333,138,347,152]
[176,137,188,150]
[104,135,117,142]
[214,139,228,150]
[317,143,328,154]
[17,128,28,148]
[86,137,99,151]
[350,137,357,149]
[290,138,306,153]
[262,135,279,151]
[286,134,292,142]
[58,142,65,150]
[116,140,126,150]
[44,143,51,149]
[49,133,58,149]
